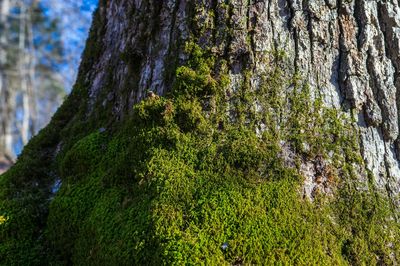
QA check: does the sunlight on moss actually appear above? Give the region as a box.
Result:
[0,215,8,225]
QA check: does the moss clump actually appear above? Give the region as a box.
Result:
[60,132,106,180]
[1,40,399,265]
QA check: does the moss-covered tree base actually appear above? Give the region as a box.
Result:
[1,38,399,265]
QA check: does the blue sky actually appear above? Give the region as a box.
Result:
[40,0,99,91]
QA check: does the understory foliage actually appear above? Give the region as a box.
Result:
[0,41,399,265]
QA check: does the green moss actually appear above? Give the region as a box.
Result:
[1,40,399,265]
[60,132,106,181]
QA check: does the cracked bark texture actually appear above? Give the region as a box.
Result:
[87,0,400,197]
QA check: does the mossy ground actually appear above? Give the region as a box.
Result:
[0,33,399,266]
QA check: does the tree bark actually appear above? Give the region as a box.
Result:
[83,0,400,195]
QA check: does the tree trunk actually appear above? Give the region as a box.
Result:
[0,0,38,163]
[0,0,14,161]
[81,0,400,193]
[19,3,37,145]
[1,0,400,264]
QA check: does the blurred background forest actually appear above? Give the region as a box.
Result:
[0,0,97,173]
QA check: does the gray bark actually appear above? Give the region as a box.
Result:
[85,0,400,199]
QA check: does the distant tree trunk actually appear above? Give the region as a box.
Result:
[0,0,13,161]
[26,7,37,136]
[0,0,39,163]
[19,3,37,145]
